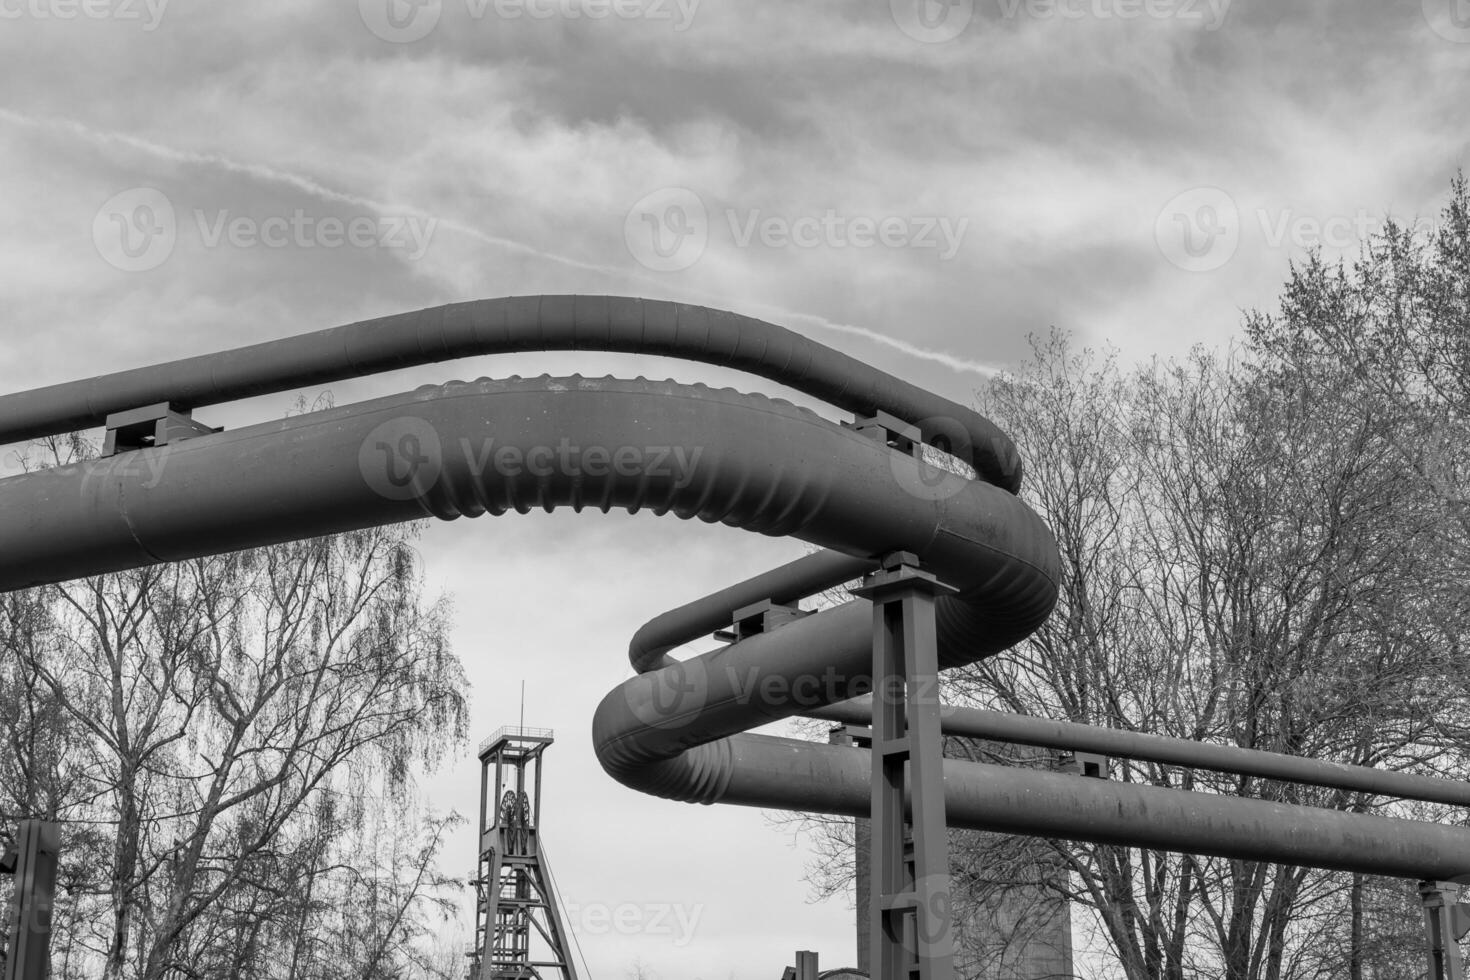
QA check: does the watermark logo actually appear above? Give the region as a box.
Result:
[728,663,886,711]
[359,0,442,41]
[93,188,439,271]
[561,901,705,946]
[359,417,444,501]
[0,0,170,30]
[1255,207,1378,253]
[77,452,171,499]
[481,0,699,29]
[890,0,974,42]
[361,0,699,41]
[869,669,947,717]
[1423,0,1470,42]
[626,188,970,272]
[627,657,942,728]
[995,0,1230,29]
[625,187,709,272]
[890,0,1228,41]
[456,437,704,485]
[626,657,712,731]
[358,423,706,503]
[727,209,968,260]
[94,187,176,272]
[910,874,958,960]
[1155,186,1239,272]
[627,659,880,730]
[193,208,437,260]
[1157,188,1427,271]
[886,417,976,502]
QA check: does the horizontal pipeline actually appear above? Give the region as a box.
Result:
[0,295,1022,491]
[805,699,1470,809]
[713,735,1470,882]
[0,377,1058,621]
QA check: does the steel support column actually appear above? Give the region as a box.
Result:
[2,821,59,980]
[853,552,958,980]
[1421,881,1469,980]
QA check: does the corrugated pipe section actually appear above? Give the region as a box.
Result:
[6,296,1470,880]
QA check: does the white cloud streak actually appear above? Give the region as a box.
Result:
[0,106,1001,377]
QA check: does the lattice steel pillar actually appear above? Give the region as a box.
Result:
[853,551,958,980]
[469,727,579,980]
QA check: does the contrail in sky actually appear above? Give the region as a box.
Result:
[2,108,1003,377]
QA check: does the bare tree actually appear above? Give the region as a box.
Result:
[788,174,1470,980]
[0,480,469,980]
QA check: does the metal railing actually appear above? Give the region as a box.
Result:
[480,726,555,755]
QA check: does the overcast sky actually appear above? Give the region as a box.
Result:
[2,1,1467,977]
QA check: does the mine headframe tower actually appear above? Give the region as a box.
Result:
[469,726,579,980]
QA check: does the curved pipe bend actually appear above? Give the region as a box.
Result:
[4,299,1464,881]
[0,373,1059,812]
[0,375,1053,592]
[625,550,878,674]
[0,295,1023,492]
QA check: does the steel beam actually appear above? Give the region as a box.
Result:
[854,554,958,980]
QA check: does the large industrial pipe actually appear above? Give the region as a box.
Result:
[0,376,1056,638]
[712,736,1470,882]
[627,550,876,672]
[0,295,1022,491]
[610,560,1470,814]
[2,296,1466,885]
[805,698,1470,809]
[624,550,1470,810]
